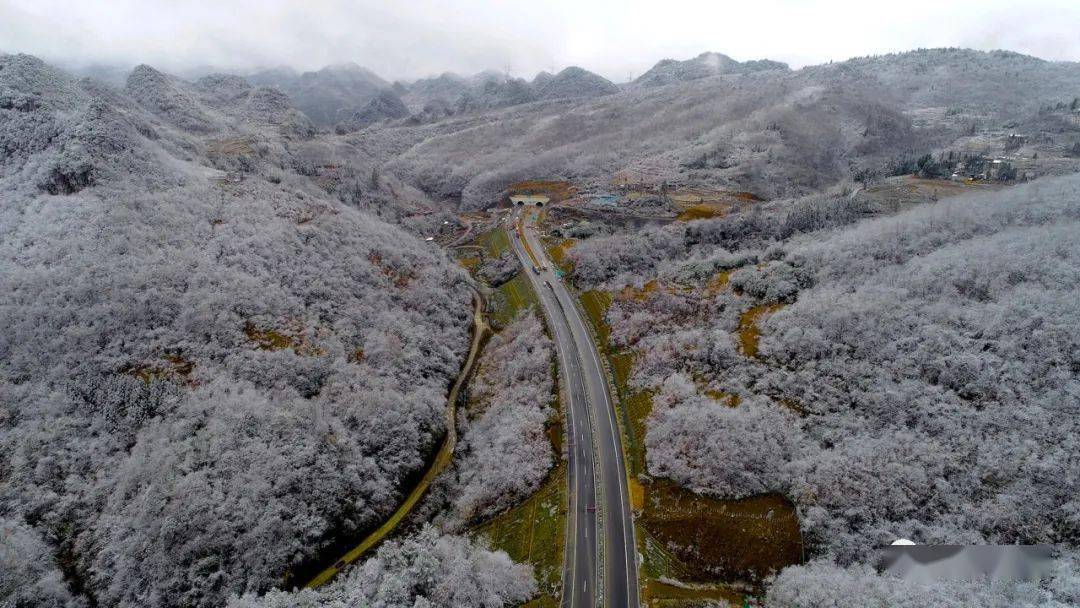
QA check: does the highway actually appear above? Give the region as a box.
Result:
[508,207,639,608]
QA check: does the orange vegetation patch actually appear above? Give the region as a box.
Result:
[675,203,726,222]
[508,180,577,202]
[669,189,763,222]
[639,479,803,585]
[616,279,662,302]
[545,238,577,272]
[734,191,763,202]
[457,254,481,272]
[244,321,324,356]
[775,397,806,416]
[207,137,255,156]
[614,279,703,303]
[629,477,646,513]
[703,388,740,407]
[124,354,195,384]
[642,579,745,608]
[737,303,785,358]
[368,252,414,288]
[707,270,732,294]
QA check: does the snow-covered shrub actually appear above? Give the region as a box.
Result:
[453,312,555,521]
[227,526,535,608]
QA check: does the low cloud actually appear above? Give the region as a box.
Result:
[2,0,1078,81]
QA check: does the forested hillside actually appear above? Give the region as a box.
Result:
[228,527,535,608]
[568,175,1080,604]
[0,54,510,608]
[451,312,555,522]
[83,49,1079,218]
[368,49,1080,209]
[247,63,389,126]
[5,43,1080,608]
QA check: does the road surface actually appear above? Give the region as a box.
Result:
[508,208,640,608]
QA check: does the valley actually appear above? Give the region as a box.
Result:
[3,38,1080,608]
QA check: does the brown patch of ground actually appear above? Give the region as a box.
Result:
[124,354,195,384]
[862,175,1003,208]
[457,254,481,272]
[675,204,726,221]
[616,279,662,302]
[508,180,577,202]
[703,388,740,407]
[738,303,785,358]
[640,479,803,585]
[244,321,324,356]
[707,270,732,295]
[367,252,414,288]
[667,189,763,222]
[207,137,255,156]
[544,238,578,272]
[643,580,746,608]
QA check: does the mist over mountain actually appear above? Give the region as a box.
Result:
[363,48,1080,210]
[535,66,620,99]
[334,89,410,134]
[634,51,790,87]
[3,40,1080,608]
[248,62,390,126]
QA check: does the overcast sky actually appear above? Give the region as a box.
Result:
[3,0,1080,81]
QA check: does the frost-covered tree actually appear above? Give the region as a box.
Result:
[765,556,1080,608]
[227,526,535,608]
[608,175,1080,588]
[477,251,519,288]
[452,312,555,521]
[0,518,84,608]
[0,54,479,608]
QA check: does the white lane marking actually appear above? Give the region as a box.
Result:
[512,227,581,608]
[523,216,638,606]
[575,305,638,604]
[522,231,600,608]
[522,213,624,607]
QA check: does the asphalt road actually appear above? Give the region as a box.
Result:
[509,208,640,608]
